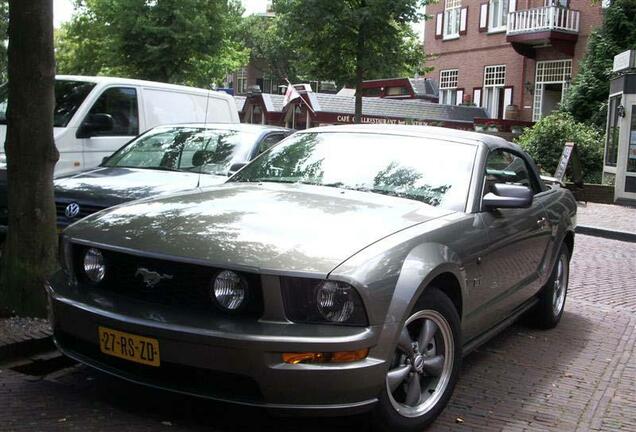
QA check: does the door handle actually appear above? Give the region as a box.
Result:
[537,217,548,228]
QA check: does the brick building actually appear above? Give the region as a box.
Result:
[423,0,605,122]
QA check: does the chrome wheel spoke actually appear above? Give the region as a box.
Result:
[387,365,411,392]
[418,319,437,353]
[405,373,421,406]
[421,355,445,377]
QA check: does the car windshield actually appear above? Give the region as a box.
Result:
[0,80,96,126]
[103,126,259,176]
[230,132,477,211]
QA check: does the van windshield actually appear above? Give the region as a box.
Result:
[0,80,96,127]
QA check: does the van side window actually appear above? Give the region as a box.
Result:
[484,149,541,195]
[84,87,139,136]
[258,134,286,154]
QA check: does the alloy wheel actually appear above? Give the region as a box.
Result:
[552,253,568,316]
[386,309,454,418]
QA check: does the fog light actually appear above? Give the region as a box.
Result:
[316,281,355,323]
[282,349,369,364]
[212,270,247,311]
[83,248,105,283]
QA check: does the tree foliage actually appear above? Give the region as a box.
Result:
[562,0,636,129]
[238,14,301,83]
[516,112,604,183]
[273,0,429,122]
[56,0,249,87]
[0,1,8,82]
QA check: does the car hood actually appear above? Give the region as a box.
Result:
[54,167,227,206]
[66,182,454,275]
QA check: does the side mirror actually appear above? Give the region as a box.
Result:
[483,183,533,209]
[227,162,247,176]
[76,113,114,139]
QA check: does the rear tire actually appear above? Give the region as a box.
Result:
[372,289,461,432]
[531,244,570,329]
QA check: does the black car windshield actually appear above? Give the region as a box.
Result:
[0,80,96,126]
[230,132,477,211]
[103,126,258,176]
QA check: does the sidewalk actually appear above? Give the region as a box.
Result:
[576,202,636,242]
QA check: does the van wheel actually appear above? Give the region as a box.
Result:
[531,244,570,329]
[372,289,461,432]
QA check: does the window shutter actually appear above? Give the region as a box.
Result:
[479,3,489,32]
[435,12,443,39]
[456,89,465,105]
[509,0,517,13]
[502,86,514,118]
[473,88,482,107]
[460,7,468,35]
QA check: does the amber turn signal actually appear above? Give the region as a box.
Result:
[282,348,369,364]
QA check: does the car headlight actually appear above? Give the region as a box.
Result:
[212,270,247,311]
[83,248,105,283]
[281,278,368,326]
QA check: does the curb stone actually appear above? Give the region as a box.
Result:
[575,225,636,243]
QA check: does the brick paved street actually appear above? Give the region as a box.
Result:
[1,235,635,432]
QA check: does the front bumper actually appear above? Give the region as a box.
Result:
[47,274,391,414]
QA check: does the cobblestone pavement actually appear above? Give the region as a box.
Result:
[1,235,634,432]
[577,202,636,234]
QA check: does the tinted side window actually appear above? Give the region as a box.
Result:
[85,87,139,136]
[485,149,540,195]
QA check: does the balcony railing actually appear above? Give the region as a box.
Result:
[507,6,580,35]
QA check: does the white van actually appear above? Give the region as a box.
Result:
[0,75,239,176]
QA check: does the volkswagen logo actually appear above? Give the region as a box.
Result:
[64,202,81,219]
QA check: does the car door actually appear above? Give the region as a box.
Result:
[477,148,552,322]
[78,87,140,170]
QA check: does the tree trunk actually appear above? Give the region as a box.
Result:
[0,0,58,317]
[354,65,364,124]
[354,14,366,124]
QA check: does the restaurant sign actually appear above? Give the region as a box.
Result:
[335,114,433,126]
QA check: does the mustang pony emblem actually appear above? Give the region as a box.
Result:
[135,268,173,288]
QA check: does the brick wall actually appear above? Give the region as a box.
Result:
[424,0,604,122]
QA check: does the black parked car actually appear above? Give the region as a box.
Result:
[0,124,291,234]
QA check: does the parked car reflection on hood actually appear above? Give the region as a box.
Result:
[53,123,292,228]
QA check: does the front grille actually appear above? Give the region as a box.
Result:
[56,331,264,402]
[56,201,105,225]
[72,245,263,316]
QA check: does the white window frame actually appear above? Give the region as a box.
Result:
[488,0,509,33]
[533,59,572,121]
[483,65,506,118]
[439,69,459,105]
[443,0,461,40]
[236,68,248,95]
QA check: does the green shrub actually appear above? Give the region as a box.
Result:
[516,111,604,184]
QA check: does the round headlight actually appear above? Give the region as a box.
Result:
[316,281,355,323]
[83,248,105,283]
[212,270,247,311]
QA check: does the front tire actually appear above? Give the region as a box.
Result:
[531,244,570,329]
[372,289,461,432]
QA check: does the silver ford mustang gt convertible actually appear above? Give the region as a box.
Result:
[48,125,576,431]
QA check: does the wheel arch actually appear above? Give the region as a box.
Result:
[563,230,574,258]
[425,272,463,321]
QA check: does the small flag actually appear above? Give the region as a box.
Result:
[282,82,301,108]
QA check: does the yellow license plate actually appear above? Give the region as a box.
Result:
[98,326,160,367]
